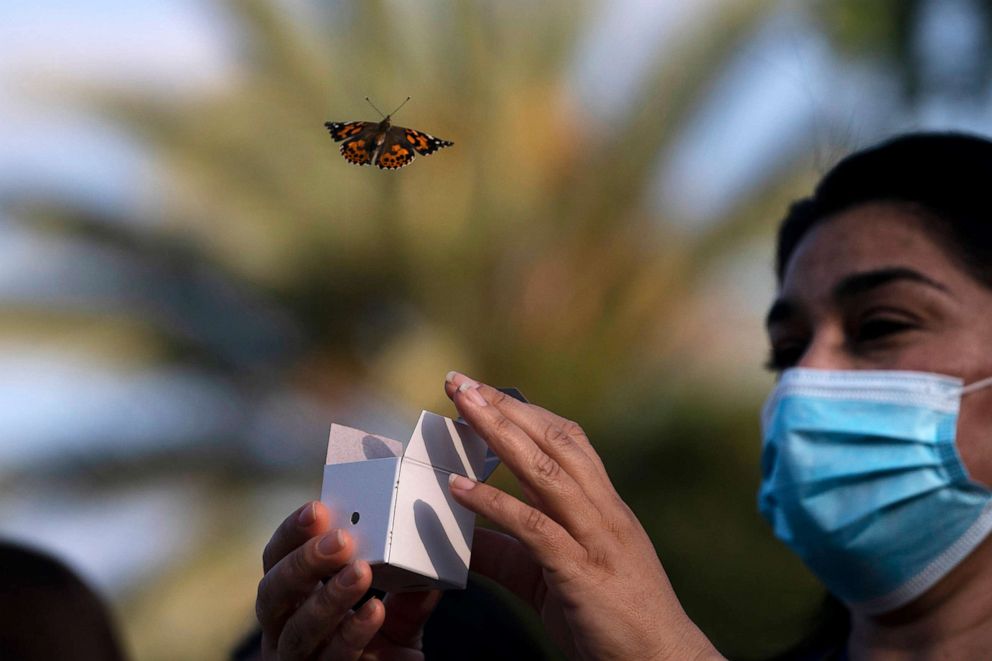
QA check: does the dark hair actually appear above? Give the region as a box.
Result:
[0,540,125,661]
[776,132,992,288]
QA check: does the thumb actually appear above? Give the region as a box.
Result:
[470,528,545,609]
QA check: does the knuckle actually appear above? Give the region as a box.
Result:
[584,545,614,573]
[491,413,515,438]
[292,541,317,577]
[484,489,505,517]
[561,418,587,440]
[606,515,628,541]
[543,423,572,448]
[522,507,549,536]
[532,450,562,483]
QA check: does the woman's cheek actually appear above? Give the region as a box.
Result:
[956,392,992,487]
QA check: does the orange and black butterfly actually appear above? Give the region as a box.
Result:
[324,97,453,170]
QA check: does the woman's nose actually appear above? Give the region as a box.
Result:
[796,327,855,371]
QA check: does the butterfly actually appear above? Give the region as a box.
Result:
[324,97,453,170]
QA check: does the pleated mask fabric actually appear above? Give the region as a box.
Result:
[759,368,992,614]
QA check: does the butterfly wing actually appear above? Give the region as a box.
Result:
[374,127,417,170]
[325,121,378,167]
[340,137,375,166]
[324,121,371,142]
[401,128,454,156]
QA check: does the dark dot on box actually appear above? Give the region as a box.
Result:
[351,512,360,525]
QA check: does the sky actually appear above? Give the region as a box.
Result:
[0,0,230,206]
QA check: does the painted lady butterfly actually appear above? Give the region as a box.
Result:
[324,97,453,170]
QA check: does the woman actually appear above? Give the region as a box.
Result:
[253,132,992,660]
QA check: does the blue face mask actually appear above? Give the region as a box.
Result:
[759,368,992,614]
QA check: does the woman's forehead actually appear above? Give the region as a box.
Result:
[779,204,958,298]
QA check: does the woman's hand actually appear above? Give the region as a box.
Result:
[444,372,722,661]
[256,501,441,660]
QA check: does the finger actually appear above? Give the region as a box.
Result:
[379,590,442,647]
[256,529,355,640]
[469,528,545,608]
[317,597,385,661]
[276,561,373,660]
[447,379,604,542]
[513,405,609,483]
[448,476,582,581]
[488,390,628,521]
[445,373,608,481]
[263,501,332,573]
[448,374,612,493]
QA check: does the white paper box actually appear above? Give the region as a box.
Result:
[320,411,497,592]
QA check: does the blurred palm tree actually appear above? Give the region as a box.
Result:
[11,0,960,658]
[814,0,992,102]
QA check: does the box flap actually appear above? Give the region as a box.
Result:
[403,412,488,479]
[326,423,404,465]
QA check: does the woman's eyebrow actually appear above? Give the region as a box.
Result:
[832,267,951,300]
[765,267,950,329]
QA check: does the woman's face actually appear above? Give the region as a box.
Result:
[765,202,992,485]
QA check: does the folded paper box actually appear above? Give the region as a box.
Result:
[320,394,523,592]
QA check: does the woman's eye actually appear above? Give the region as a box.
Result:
[854,317,915,342]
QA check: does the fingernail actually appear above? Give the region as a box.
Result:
[457,381,487,407]
[338,561,365,588]
[317,530,344,557]
[449,473,477,491]
[447,371,479,388]
[297,502,317,527]
[356,597,379,621]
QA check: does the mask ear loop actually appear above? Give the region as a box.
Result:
[962,375,992,395]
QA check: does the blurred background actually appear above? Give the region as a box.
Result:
[2,0,992,658]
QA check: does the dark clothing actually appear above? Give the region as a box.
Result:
[232,574,560,660]
[764,594,849,661]
[422,575,559,660]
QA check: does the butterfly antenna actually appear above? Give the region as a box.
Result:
[365,97,386,118]
[387,96,411,117]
